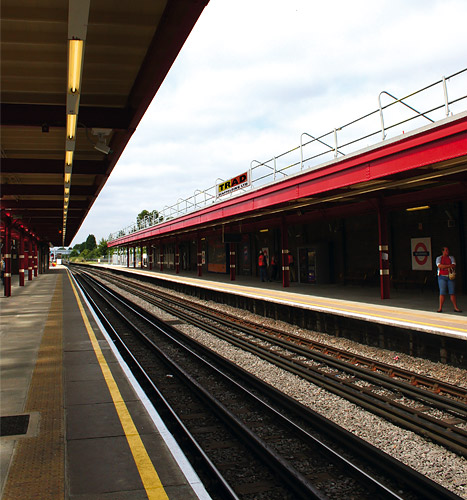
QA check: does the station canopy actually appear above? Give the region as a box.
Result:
[1,0,209,246]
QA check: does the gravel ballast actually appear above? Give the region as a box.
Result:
[100,274,467,498]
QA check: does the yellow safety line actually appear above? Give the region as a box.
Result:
[125,269,467,334]
[120,269,467,334]
[67,273,168,500]
[278,300,467,333]
[206,282,467,333]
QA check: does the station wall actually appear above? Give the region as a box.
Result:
[130,200,465,294]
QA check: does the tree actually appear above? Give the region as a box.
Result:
[86,234,97,251]
[136,209,163,229]
[97,238,108,257]
[137,210,150,229]
[80,248,91,260]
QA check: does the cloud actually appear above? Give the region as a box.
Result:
[72,0,467,245]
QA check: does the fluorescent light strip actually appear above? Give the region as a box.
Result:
[406,205,430,212]
[68,39,83,93]
[67,114,77,139]
[65,151,73,166]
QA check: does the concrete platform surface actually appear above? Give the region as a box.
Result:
[1,268,210,500]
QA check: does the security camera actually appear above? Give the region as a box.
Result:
[94,142,111,154]
[91,128,112,154]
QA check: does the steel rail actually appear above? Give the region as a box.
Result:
[70,270,240,500]
[75,266,467,457]
[72,267,461,500]
[73,270,329,499]
[102,268,466,403]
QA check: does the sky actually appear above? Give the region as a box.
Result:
[71,0,467,246]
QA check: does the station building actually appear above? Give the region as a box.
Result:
[109,110,467,300]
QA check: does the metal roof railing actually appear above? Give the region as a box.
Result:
[109,68,467,242]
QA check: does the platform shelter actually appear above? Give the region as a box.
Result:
[109,106,467,301]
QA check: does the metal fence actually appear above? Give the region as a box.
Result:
[109,68,467,242]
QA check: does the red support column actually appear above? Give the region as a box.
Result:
[19,232,25,286]
[3,219,12,297]
[28,238,33,281]
[140,245,144,268]
[126,247,130,267]
[197,237,202,277]
[378,202,390,299]
[33,241,38,277]
[175,242,180,274]
[230,243,236,281]
[160,246,164,272]
[133,247,136,268]
[281,218,290,288]
[24,244,29,280]
[149,244,153,271]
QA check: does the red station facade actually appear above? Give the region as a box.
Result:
[109,113,467,300]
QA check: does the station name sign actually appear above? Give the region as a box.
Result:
[217,171,250,198]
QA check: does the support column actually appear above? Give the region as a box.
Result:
[41,245,46,273]
[44,246,49,271]
[33,241,38,277]
[378,202,390,299]
[3,219,12,297]
[149,244,153,270]
[133,246,136,268]
[126,247,130,267]
[230,243,236,281]
[197,236,202,277]
[28,238,33,281]
[160,246,164,272]
[19,232,25,286]
[37,244,42,274]
[140,245,144,268]
[24,243,29,280]
[281,218,290,288]
[175,241,180,274]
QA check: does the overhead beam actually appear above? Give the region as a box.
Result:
[0,200,88,209]
[0,158,108,175]
[0,103,131,129]
[1,184,97,196]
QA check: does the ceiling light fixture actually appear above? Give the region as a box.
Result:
[65,151,73,166]
[406,205,430,212]
[64,0,90,245]
[68,39,84,93]
[67,114,77,140]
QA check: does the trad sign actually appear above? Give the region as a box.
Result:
[217,172,250,198]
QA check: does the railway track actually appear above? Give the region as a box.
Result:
[75,265,467,457]
[70,265,462,499]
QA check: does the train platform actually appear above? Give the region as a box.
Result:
[96,264,467,367]
[101,264,466,337]
[0,267,210,500]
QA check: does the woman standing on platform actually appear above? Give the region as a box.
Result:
[258,251,268,282]
[436,246,462,313]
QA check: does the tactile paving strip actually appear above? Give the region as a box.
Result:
[3,275,64,500]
